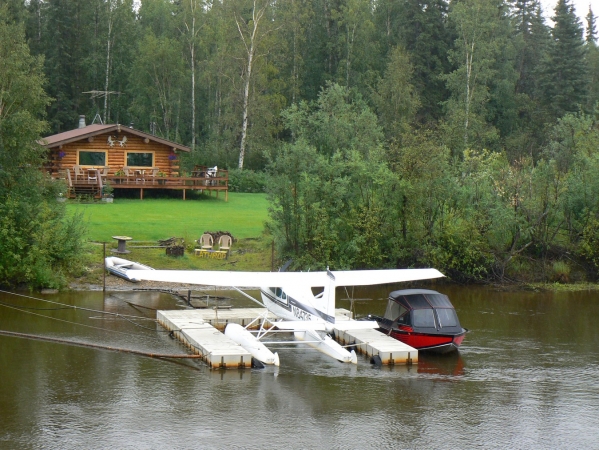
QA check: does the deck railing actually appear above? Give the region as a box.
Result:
[54,166,228,200]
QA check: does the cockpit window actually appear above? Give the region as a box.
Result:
[405,294,431,309]
[426,294,453,308]
[384,301,408,322]
[269,287,288,305]
[436,308,459,327]
[413,309,436,327]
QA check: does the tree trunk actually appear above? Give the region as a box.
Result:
[103,13,113,124]
[236,0,267,169]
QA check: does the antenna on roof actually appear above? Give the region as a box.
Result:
[82,90,121,99]
[91,113,103,125]
[83,90,121,124]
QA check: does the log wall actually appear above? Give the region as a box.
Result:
[48,131,181,176]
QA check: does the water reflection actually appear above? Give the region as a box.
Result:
[1,286,598,448]
[417,351,465,377]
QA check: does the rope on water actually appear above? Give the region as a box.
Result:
[0,329,203,359]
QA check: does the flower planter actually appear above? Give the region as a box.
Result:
[102,197,113,203]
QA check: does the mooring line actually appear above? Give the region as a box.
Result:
[0,329,203,360]
[0,289,150,319]
[0,301,146,337]
[0,289,176,333]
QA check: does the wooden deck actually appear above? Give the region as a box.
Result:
[57,168,228,201]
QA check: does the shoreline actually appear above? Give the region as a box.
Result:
[67,273,251,293]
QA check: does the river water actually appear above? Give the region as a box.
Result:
[0,285,598,449]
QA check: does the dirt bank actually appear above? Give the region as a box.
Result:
[70,274,221,292]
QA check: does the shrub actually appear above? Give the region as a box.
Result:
[551,261,571,283]
[228,169,268,193]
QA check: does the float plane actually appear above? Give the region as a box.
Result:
[108,257,444,366]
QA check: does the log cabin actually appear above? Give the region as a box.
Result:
[41,117,227,200]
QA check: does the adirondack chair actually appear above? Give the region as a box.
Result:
[122,166,133,183]
[148,167,160,184]
[73,165,84,181]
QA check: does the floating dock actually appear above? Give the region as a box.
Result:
[158,310,252,369]
[157,308,417,369]
[333,327,417,365]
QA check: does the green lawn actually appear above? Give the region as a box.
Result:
[67,193,270,242]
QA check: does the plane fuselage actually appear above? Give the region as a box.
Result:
[260,287,333,323]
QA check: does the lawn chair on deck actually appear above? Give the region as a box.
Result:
[148,167,160,184]
[87,168,98,182]
[100,166,109,181]
[122,166,133,183]
[73,165,84,181]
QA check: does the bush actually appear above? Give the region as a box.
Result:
[551,261,571,283]
[228,169,268,193]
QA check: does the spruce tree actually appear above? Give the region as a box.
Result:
[585,7,599,111]
[512,0,550,98]
[375,0,452,122]
[586,6,597,44]
[539,0,588,120]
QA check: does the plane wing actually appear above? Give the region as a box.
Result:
[125,267,444,288]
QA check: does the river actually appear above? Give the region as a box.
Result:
[0,285,598,449]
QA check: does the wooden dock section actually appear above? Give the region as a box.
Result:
[157,308,416,368]
[157,310,252,369]
[332,327,418,366]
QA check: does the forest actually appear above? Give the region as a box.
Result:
[1,0,599,286]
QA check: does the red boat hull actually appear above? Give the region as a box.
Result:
[387,329,466,354]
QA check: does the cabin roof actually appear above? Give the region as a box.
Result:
[389,289,441,298]
[39,124,191,152]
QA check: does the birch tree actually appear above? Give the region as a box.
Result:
[445,0,511,153]
[178,0,206,152]
[233,0,276,169]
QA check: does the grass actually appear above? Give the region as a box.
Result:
[67,193,270,242]
[66,193,275,284]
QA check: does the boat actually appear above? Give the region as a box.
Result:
[104,256,154,282]
[367,289,467,354]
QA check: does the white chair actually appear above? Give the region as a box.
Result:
[206,166,217,186]
[198,233,213,250]
[87,168,98,182]
[218,235,232,257]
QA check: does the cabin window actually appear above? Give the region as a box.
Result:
[426,294,453,308]
[126,151,154,167]
[270,287,288,305]
[413,309,436,328]
[436,308,459,328]
[384,301,408,323]
[405,294,430,309]
[78,150,107,166]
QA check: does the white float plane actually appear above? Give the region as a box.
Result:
[109,257,444,366]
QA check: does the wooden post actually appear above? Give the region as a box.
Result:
[103,242,106,293]
[271,240,274,272]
